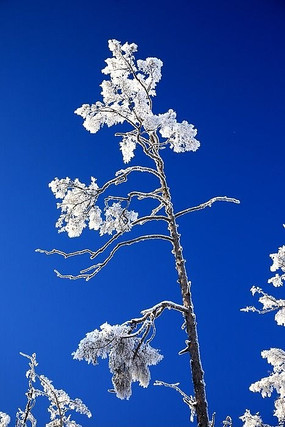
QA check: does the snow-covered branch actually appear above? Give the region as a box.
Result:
[73,300,186,401]
[154,380,196,422]
[175,196,240,219]
[242,286,285,326]
[15,353,91,427]
[103,189,166,209]
[123,300,188,329]
[54,234,173,281]
[37,212,170,262]
[242,227,285,327]
[73,322,163,400]
[248,349,285,425]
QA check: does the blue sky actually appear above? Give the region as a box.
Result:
[0,0,285,425]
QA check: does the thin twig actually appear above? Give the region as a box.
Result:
[154,380,196,422]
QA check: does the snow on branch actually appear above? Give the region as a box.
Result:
[174,196,240,219]
[15,352,91,427]
[73,322,163,400]
[242,225,285,327]
[154,380,196,422]
[73,300,186,400]
[75,39,200,161]
[239,410,266,427]
[249,348,285,424]
[0,412,10,427]
[243,224,285,425]
[242,286,285,326]
[53,234,173,281]
[36,213,170,260]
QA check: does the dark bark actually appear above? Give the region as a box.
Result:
[151,135,209,427]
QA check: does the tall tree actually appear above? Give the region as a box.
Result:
[39,40,239,426]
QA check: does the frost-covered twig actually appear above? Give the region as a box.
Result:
[154,380,196,422]
[16,353,38,427]
[175,196,240,219]
[54,234,173,281]
[16,353,91,427]
[36,247,95,259]
[242,286,285,318]
[140,300,188,317]
[36,214,170,261]
[222,416,232,427]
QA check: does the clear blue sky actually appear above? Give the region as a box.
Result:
[0,0,285,425]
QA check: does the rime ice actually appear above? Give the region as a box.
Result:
[73,322,163,400]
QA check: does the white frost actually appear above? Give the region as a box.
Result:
[0,412,10,427]
[249,348,285,423]
[49,178,138,238]
[73,322,163,400]
[240,409,264,427]
[75,39,200,162]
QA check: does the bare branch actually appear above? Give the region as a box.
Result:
[175,196,240,219]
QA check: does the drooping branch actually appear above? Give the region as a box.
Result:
[54,234,173,281]
[80,233,173,274]
[36,213,170,261]
[120,300,188,363]
[175,196,240,219]
[154,380,196,422]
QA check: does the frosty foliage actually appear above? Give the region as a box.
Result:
[243,225,285,425]
[75,39,200,161]
[268,241,285,288]
[242,226,285,327]
[240,410,264,427]
[249,348,285,424]
[0,412,10,427]
[49,177,138,238]
[73,322,163,400]
[14,353,91,427]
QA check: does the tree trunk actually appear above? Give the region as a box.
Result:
[152,139,209,427]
